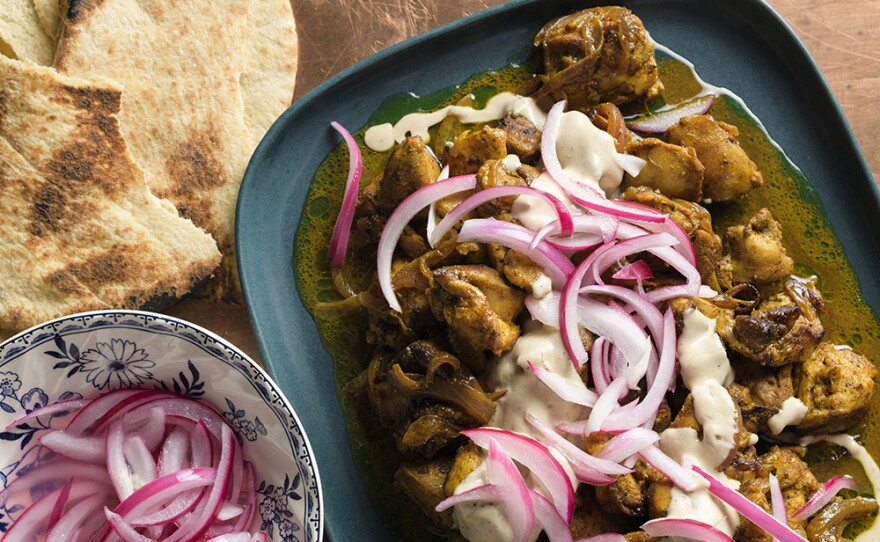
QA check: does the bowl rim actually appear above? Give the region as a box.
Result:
[0,309,325,542]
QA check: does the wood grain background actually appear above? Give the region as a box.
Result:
[170,0,880,367]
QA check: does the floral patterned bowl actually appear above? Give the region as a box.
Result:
[0,310,323,542]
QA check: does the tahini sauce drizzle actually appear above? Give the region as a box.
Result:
[660,308,741,538]
[363,92,547,152]
[453,324,584,542]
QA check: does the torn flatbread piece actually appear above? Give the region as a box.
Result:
[33,0,62,40]
[0,0,55,65]
[0,56,221,333]
[240,0,299,139]
[55,0,257,303]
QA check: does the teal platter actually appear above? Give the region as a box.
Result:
[236,0,880,540]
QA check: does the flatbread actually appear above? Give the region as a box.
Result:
[33,0,62,40]
[0,0,55,65]
[55,0,257,303]
[0,56,221,332]
[240,0,299,139]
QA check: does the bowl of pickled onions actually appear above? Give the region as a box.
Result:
[0,310,322,542]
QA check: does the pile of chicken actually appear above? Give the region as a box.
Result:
[339,6,878,541]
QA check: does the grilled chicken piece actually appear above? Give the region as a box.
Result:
[446,126,508,177]
[621,187,722,282]
[475,158,528,217]
[664,115,763,202]
[589,102,632,153]
[428,265,524,364]
[488,244,549,296]
[718,208,794,289]
[596,461,651,517]
[795,343,877,433]
[736,446,819,542]
[497,114,542,162]
[375,136,440,211]
[395,460,455,529]
[443,443,482,497]
[723,283,825,367]
[727,382,778,434]
[534,6,662,110]
[622,138,705,201]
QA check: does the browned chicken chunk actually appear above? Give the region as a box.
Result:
[723,283,825,367]
[664,115,763,202]
[475,158,528,217]
[718,208,794,289]
[375,136,440,211]
[534,7,662,110]
[622,187,722,282]
[736,446,819,542]
[622,138,705,201]
[497,114,542,162]
[446,126,508,176]
[395,460,455,529]
[428,265,524,364]
[795,342,877,433]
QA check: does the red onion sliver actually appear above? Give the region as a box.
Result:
[576,298,652,388]
[378,175,477,311]
[3,481,111,542]
[457,219,575,287]
[579,285,663,346]
[790,475,858,522]
[435,484,500,512]
[191,420,214,467]
[124,436,158,489]
[47,493,109,542]
[130,489,205,527]
[107,419,135,500]
[769,473,787,542]
[463,428,575,522]
[560,377,627,436]
[164,425,236,542]
[124,407,166,453]
[48,477,74,529]
[612,260,653,281]
[591,337,612,394]
[601,310,676,431]
[430,185,574,247]
[486,439,535,542]
[641,517,735,542]
[526,413,629,483]
[41,430,106,463]
[693,466,808,542]
[530,489,573,542]
[597,428,660,463]
[158,426,190,477]
[638,445,705,492]
[5,398,87,430]
[574,534,627,542]
[613,153,647,177]
[625,93,717,133]
[528,361,598,408]
[525,292,561,328]
[327,121,364,269]
[105,508,154,542]
[65,389,146,435]
[425,165,449,243]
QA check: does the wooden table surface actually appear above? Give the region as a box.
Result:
[169,0,880,367]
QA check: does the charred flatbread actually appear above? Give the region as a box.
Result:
[0,56,221,333]
[54,0,298,302]
[0,0,55,65]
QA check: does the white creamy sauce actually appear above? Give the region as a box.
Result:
[800,434,880,541]
[768,397,808,435]
[363,92,547,152]
[530,274,552,299]
[510,110,622,232]
[555,110,624,194]
[660,308,741,538]
[363,122,395,152]
[453,324,585,542]
[510,172,578,232]
[501,153,522,174]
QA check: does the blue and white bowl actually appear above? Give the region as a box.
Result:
[0,310,323,542]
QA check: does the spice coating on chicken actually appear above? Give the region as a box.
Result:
[718,208,794,289]
[664,115,764,202]
[795,343,877,434]
[622,138,705,201]
[533,6,662,110]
